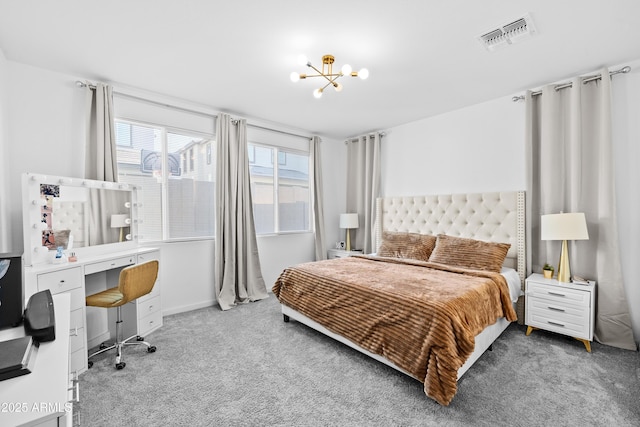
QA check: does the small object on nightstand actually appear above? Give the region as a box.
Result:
[571,275,590,285]
[327,248,363,259]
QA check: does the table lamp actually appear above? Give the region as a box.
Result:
[540,212,589,283]
[339,213,359,252]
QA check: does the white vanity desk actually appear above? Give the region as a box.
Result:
[23,247,162,377]
[21,173,162,378]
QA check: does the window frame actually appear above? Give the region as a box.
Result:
[247,141,312,236]
[114,118,216,244]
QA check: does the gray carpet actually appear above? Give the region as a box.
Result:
[76,295,640,426]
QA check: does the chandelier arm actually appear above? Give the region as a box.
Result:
[307,62,341,84]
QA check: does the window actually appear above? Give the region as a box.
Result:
[115,121,215,241]
[248,143,310,234]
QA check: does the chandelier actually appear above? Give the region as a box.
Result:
[290,54,369,98]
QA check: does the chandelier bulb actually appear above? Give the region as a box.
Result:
[341,64,352,76]
[334,82,343,92]
[358,68,369,80]
[290,72,300,83]
[313,88,323,99]
[297,54,309,67]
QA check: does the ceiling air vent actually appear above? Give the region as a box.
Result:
[477,13,537,51]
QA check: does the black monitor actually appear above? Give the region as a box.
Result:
[0,253,23,329]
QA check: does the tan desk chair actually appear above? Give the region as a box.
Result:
[86,260,159,370]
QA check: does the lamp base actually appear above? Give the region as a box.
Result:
[557,240,571,283]
[345,230,351,252]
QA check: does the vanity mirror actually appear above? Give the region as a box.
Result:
[22,173,141,266]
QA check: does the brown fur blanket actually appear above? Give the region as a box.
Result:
[273,255,517,405]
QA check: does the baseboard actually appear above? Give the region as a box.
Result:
[162,299,216,316]
[87,331,111,350]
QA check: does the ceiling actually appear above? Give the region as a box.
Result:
[1,1,639,139]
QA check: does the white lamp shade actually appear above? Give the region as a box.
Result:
[540,212,589,241]
[339,213,359,229]
[110,214,129,229]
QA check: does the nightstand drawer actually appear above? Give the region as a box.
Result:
[528,308,590,338]
[527,282,589,307]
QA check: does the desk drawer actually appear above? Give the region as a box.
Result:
[70,347,87,374]
[69,327,84,353]
[69,287,85,311]
[84,256,135,275]
[137,251,160,264]
[70,307,85,331]
[138,308,162,337]
[138,281,160,302]
[37,267,82,294]
[138,295,161,318]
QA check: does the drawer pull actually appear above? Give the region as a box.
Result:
[148,305,154,311]
[59,280,65,284]
[548,306,565,312]
[548,321,565,328]
[547,292,566,297]
[69,327,78,336]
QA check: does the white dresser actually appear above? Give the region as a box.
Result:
[525,273,596,352]
[24,247,162,377]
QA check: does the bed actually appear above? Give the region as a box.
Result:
[273,191,526,405]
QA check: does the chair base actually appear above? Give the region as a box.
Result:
[87,307,156,370]
[88,334,156,369]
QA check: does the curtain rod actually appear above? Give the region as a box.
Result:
[511,65,631,102]
[344,132,386,143]
[77,80,313,139]
[76,80,216,118]
[246,123,311,140]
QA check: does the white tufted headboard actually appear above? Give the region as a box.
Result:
[52,200,89,249]
[375,191,526,285]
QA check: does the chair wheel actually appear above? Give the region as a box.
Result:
[136,336,145,341]
[116,362,126,370]
[148,346,156,353]
[88,361,93,369]
[99,343,107,350]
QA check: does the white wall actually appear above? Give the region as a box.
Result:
[381,67,640,344]
[0,48,11,253]
[382,94,525,196]
[3,61,344,316]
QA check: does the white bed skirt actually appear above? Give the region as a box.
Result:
[280,304,512,381]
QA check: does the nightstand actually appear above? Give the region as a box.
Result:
[525,273,596,352]
[327,249,363,259]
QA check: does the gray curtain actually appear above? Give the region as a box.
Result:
[346,132,381,254]
[310,136,326,261]
[526,67,636,350]
[84,82,121,245]
[214,113,268,311]
[84,82,118,182]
